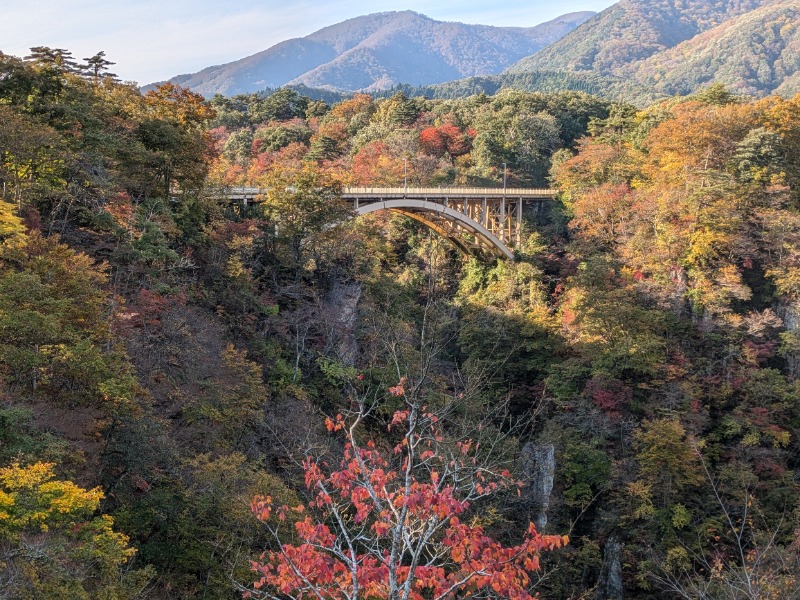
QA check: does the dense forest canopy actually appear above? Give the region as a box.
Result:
[1,47,800,599]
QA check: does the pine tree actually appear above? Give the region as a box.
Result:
[81,50,118,84]
[25,46,81,74]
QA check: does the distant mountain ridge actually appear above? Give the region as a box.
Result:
[630,0,800,98]
[155,10,595,96]
[507,0,770,75]
[503,0,800,102]
[158,1,800,103]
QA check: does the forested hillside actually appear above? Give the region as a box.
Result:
[159,11,595,96]
[509,0,768,75]
[506,0,800,104]
[633,0,800,98]
[2,48,800,600]
[353,1,800,107]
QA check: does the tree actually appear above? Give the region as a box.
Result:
[137,83,217,195]
[0,232,115,402]
[0,462,151,598]
[0,200,26,247]
[351,141,406,186]
[258,163,349,267]
[650,448,800,600]
[419,124,474,158]
[631,419,703,509]
[0,105,63,209]
[251,88,309,123]
[470,97,560,186]
[373,93,420,127]
[246,386,567,600]
[143,82,215,127]
[24,47,81,74]
[81,51,118,85]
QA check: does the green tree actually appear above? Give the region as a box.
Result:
[0,105,63,209]
[258,163,349,268]
[0,232,116,403]
[25,46,81,74]
[0,461,151,598]
[81,51,118,85]
[633,419,703,506]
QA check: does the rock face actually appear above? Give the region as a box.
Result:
[521,442,555,531]
[776,301,800,377]
[152,11,595,96]
[599,536,625,600]
[324,281,362,366]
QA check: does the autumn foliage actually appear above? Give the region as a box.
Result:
[418,124,475,158]
[247,388,567,600]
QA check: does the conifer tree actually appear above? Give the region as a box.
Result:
[82,50,119,84]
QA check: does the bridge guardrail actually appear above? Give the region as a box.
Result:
[222,186,556,198]
[342,187,555,196]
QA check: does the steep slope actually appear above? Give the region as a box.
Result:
[157,11,595,96]
[508,0,768,75]
[289,11,594,92]
[631,0,800,97]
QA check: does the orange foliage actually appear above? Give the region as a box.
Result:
[555,98,778,316]
[328,93,374,121]
[351,141,406,186]
[419,124,474,157]
[569,182,634,247]
[143,82,216,125]
[553,138,630,196]
[247,142,309,180]
[104,191,135,231]
[643,101,757,186]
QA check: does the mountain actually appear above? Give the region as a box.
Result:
[505,0,800,102]
[155,11,595,96]
[630,0,800,98]
[507,0,769,75]
[377,1,800,106]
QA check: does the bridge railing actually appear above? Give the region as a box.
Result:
[221,186,556,198]
[342,187,555,197]
[225,187,264,196]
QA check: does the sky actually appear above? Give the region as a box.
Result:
[1,0,615,85]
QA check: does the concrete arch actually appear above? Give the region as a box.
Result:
[355,199,515,260]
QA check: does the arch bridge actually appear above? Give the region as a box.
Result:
[225,186,556,260]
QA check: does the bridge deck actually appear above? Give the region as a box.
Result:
[342,187,556,199]
[223,186,556,202]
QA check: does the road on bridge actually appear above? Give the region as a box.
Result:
[220,186,557,260]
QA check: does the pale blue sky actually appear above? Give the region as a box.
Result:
[1,1,615,85]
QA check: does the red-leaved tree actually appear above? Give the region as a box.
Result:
[246,381,567,600]
[419,124,474,158]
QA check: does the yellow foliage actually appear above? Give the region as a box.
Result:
[665,546,691,573]
[742,431,762,447]
[626,480,656,520]
[0,462,145,596]
[327,93,373,121]
[768,428,791,448]
[0,462,103,536]
[0,199,26,247]
[634,419,703,494]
